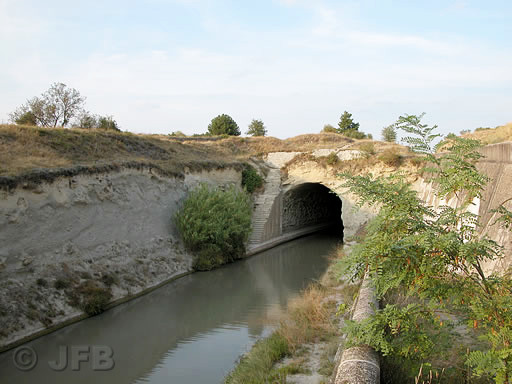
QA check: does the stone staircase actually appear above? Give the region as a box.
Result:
[248,166,282,247]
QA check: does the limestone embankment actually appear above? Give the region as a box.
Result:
[0,165,243,350]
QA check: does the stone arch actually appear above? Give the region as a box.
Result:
[282,182,343,239]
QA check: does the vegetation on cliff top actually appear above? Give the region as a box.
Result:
[340,114,512,383]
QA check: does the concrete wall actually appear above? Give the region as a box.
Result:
[261,192,283,242]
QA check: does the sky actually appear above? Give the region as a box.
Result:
[1,0,511,139]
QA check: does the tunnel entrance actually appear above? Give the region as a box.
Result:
[282,183,343,239]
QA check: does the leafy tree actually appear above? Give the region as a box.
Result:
[381,125,397,142]
[338,111,360,133]
[246,119,267,136]
[208,114,240,136]
[340,113,512,383]
[10,83,85,127]
[322,124,338,133]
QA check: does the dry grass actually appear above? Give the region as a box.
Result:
[463,122,512,144]
[0,125,360,179]
[0,125,252,189]
[277,285,336,352]
[165,132,355,155]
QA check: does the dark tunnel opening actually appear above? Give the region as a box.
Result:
[282,183,343,240]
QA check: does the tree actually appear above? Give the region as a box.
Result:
[9,83,85,127]
[338,111,360,133]
[246,119,267,136]
[381,125,397,142]
[340,113,512,383]
[75,111,97,129]
[207,114,240,136]
[13,110,37,126]
[322,124,337,133]
[73,113,120,131]
[97,115,120,131]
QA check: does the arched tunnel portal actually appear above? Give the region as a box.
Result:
[282,183,343,239]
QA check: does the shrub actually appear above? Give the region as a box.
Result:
[36,278,48,287]
[343,129,368,139]
[54,278,71,290]
[359,142,375,158]
[242,164,264,193]
[378,148,403,167]
[78,282,112,315]
[322,124,337,133]
[175,184,252,271]
[326,152,339,165]
[169,131,186,137]
[101,273,118,287]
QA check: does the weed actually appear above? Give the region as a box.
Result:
[224,332,290,384]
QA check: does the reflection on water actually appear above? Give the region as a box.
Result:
[0,233,339,384]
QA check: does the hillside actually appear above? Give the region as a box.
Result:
[0,125,399,188]
[462,122,512,144]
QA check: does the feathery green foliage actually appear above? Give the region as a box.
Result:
[175,184,252,270]
[339,113,512,383]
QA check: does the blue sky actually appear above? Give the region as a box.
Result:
[1,0,511,138]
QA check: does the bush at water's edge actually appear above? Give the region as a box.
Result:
[175,183,252,271]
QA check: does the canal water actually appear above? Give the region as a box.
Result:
[0,233,340,384]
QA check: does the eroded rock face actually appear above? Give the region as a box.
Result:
[0,167,241,348]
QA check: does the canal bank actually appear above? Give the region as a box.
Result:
[224,242,360,384]
[0,232,340,384]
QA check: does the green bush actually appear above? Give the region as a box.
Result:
[242,164,264,193]
[326,152,339,165]
[208,114,241,136]
[343,129,368,139]
[322,124,337,133]
[175,184,252,271]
